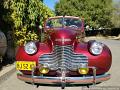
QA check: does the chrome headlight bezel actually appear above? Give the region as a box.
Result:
[24,41,37,55]
[90,41,104,55]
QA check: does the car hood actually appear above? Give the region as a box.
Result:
[50,28,77,45]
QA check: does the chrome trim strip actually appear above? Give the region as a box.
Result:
[55,39,72,42]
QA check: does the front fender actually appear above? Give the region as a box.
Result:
[16,42,53,74]
[74,41,112,74]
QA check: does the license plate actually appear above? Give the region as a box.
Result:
[16,61,36,71]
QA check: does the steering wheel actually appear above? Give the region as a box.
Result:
[69,25,78,28]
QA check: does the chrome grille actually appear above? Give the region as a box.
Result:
[39,45,88,71]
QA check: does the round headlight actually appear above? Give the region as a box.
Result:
[24,42,37,54]
[90,41,103,55]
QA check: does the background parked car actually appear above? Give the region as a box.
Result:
[0,30,7,62]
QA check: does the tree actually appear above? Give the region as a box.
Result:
[55,0,113,28]
[0,0,13,33]
[3,0,54,45]
[111,1,120,28]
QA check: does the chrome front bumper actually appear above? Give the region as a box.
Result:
[17,73,110,84]
[17,66,110,89]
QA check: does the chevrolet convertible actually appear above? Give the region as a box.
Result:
[16,16,112,89]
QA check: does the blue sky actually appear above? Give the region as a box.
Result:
[44,0,59,10]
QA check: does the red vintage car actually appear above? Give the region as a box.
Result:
[16,16,112,89]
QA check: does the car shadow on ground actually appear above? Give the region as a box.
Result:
[26,82,101,88]
[0,57,15,71]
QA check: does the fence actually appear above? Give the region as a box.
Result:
[85,28,120,36]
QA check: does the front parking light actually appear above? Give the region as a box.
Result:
[78,63,89,75]
[78,68,89,75]
[39,64,49,74]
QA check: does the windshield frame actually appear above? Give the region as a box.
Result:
[44,16,83,30]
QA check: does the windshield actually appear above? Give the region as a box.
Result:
[46,17,82,29]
